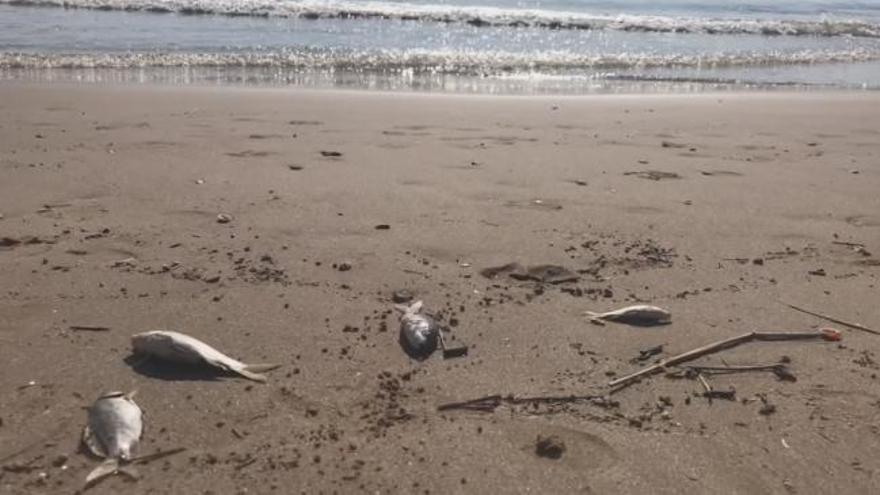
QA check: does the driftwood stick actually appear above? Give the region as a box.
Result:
[608,329,839,389]
[781,302,880,336]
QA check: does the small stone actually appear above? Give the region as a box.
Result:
[535,435,566,459]
[337,262,352,272]
[204,275,221,284]
[374,224,391,230]
[51,455,68,468]
[752,258,764,265]
[392,289,414,304]
[217,213,233,224]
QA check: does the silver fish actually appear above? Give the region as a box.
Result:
[584,305,671,326]
[82,391,143,485]
[131,330,280,382]
[394,300,439,358]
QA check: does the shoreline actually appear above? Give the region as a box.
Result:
[1,82,879,494]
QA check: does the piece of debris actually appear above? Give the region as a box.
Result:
[634,345,664,362]
[391,289,414,304]
[131,331,280,382]
[703,389,737,401]
[374,224,390,230]
[336,262,352,272]
[70,325,111,332]
[288,165,304,171]
[609,328,841,389]
[479,262,524,279]
[781,302,880,336]
[585,305,671,326]
[437,328,468,359]
[808,268,826,276]
[570,180,588,186]
[82,391,143,486]
[479,262,578,284]
[111,257,137,268]
[216,214,233,224]
[438,393,607,413]
[394,301,439,360]
[623,170,682,181]
[535,435,566,459]
[661,141,687,149]
[320,151,343,157]
[683,364,796,382]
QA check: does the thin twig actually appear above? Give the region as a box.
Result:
[781,302,880,336]
[130,447,186,465]
[69,325,111,332]
[608,329,839,389]
[831,241,865,247]
[438,393,606,413]
[697,373,712,393]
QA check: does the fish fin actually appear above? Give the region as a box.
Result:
[85,458,118,486]
[235,368,268,383]
[82,425,107,458]
[244,363,281,373]
[582,312,606,326]
[394,300,423,315]
[117,465,140,481]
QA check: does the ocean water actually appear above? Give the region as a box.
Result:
[2,0,880,92]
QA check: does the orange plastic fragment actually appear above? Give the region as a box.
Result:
[820,328,842,341]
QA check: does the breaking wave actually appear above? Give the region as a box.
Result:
[4,0,880,38]
[3,48,879,72]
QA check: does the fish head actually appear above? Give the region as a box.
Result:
[131,330,173,354]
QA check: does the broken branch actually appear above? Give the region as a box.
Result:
[608,329,839,389]
[781,302,880,336]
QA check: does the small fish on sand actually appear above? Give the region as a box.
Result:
[82,391,143,485]
[131,330,280,382]
[395,300,439,359]
[584,305,671,326]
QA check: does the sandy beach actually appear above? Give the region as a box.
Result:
[1,83,879,494]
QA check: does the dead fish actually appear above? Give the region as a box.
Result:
[584,305,671,326]
[394,300,439,359]
[82,391,143,485]
[131,330,280,382]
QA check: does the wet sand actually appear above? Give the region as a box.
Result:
[1,84,879,494]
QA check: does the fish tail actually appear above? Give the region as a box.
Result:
[117,465,140,481]
[394,300,423,315]
[244,363,281,373]
[85,458,118,486]
[236,367,269,383]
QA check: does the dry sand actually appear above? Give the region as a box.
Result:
[1,84,879,494]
